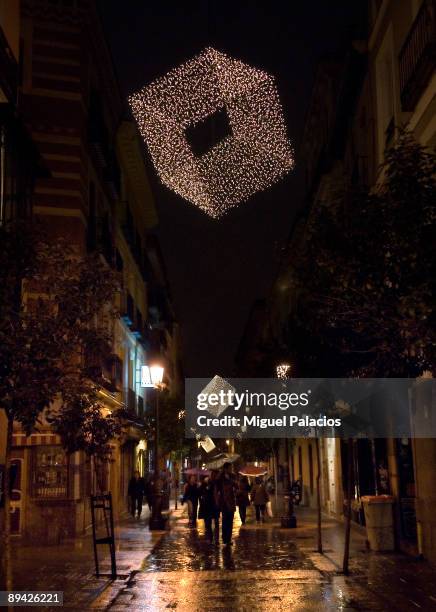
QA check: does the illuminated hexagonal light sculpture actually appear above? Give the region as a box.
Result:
[200,374,236,417]
[129,47,294,218]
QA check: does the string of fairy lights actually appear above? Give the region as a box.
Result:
[129,47,294,218]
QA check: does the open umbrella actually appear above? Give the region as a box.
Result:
[205,453,240,470]
[238,465,268,477]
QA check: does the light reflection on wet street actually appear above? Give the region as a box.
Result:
[144,520,314,573]
[105,511,436,611]
[106,513,346,611]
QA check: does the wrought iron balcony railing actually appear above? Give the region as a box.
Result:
[399,0,436,111]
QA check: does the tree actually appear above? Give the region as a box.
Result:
[154,389,186,457]
[291,132,436,377]
[286,132,435,574]
[47,377,124,491]
[0,220,121,587]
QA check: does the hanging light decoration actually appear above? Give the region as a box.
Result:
[129,47,294,218]
[276,363,291,380]
[199,374,236,417]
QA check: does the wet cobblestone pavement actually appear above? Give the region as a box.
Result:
[102,508,436,611]
[8,506,436,611]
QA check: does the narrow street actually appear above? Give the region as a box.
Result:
[1,3,435,611]
[91,508,436,612]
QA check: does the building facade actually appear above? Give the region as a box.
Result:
[1,0,180,543]
[247,0,436,559]
[0,0,49,528]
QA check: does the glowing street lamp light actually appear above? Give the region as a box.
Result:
[141,364,164,388]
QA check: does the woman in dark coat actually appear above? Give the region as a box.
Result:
[182,475,199,527]
[199,472,219,540]
[251,476,269,523]
[236,476,251,525]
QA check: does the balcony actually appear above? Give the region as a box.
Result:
[86,215,114,267]
[121,292,135,327]
[124,387,136,414]
[130,308,143,340]
[137,395,144,419]
[107,354,123,391]
[84,348,120,393]
[88,113,110,169]
[0,28,17,103]
[103,156,121,200]
[399,0,436,111]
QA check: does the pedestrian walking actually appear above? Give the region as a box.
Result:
[236,475,251,525]
[182,475,199,527]
[251,476,269,523]
[128,470,146,518]
[215,462,237,546]
[199,472,219,540]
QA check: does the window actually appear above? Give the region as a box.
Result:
[126,293,134,323]
[136,308,143,334]
[87,181,96,252]
[32,446,69,498]
[115,248,124,272]
[137,395,144,418]
[375,26,396,161]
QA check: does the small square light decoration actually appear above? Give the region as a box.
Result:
[129,47,294,218]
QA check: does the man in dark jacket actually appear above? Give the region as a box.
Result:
[215,462,237,545]
[199,470,220,540]
[128,470,146,518]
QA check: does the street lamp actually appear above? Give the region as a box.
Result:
[141,363,167,530]
[276,361,297,528]
[141,364,164,388]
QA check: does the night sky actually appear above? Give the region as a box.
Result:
[100,1,365,378]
